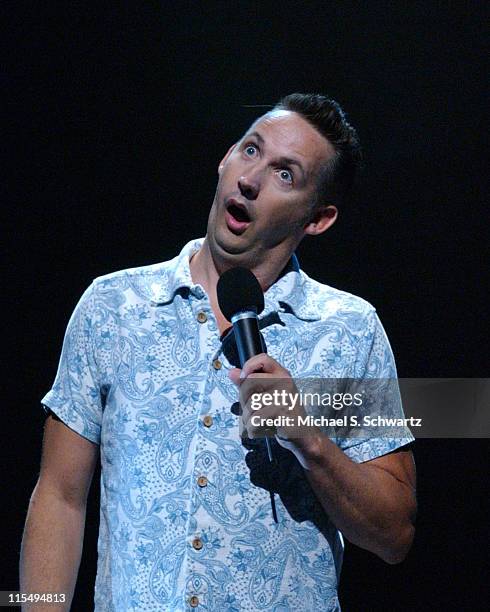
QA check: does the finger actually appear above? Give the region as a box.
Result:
[240,354,279,379]
[242,408,277,439]
[228,368,242,385]
[239,375,285,407]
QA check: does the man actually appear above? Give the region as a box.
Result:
[20,93,416,611]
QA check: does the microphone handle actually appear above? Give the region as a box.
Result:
[231,311,273,462]
[231,315,264,365]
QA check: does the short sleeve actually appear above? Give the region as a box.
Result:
[41,283,103,444]
[338,308,414,463]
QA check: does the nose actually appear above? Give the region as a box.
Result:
[238,173,260,200]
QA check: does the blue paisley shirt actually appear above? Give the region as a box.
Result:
[42,238,413,611]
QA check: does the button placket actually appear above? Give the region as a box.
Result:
[186,292,227,610]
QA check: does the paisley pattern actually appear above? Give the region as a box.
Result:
[42,238,413,611]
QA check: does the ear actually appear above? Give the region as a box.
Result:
[303,204,338,236]
[218,143,237,174]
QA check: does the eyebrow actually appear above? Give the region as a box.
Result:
[247,131,265,145]
[245,131,306,182]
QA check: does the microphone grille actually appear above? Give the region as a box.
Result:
[217,267,265,321]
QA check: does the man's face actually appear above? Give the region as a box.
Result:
[206,110,336,270]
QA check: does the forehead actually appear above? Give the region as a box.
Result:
[244,110,335,169]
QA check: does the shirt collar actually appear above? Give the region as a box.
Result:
[149,238,205,304]
[150,237,320,321]
[262,255,321,321]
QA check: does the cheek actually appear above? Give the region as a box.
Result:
[257,208,298,237]
[264,193,310,220]
[217,162,240,190]
[223,153,244,174]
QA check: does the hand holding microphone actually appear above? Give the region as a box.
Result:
[217,267,306,456]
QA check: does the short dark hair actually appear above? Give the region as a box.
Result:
[273,93,362,207]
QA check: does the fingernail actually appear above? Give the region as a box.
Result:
[239,369,247,379]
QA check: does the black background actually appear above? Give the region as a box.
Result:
[3,2,488,610]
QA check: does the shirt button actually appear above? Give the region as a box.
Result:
[197,476,208,487]
[202,415,213,427]
[192,537,203,550]
[197,312,207,324]
[189,595,199,607]
[213,359,222,370]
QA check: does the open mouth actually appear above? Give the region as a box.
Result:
[227,202,250,222]
[225,200,252,234]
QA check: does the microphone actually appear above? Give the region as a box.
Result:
[217,267,273,463]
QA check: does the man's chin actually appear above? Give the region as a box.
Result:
[210,227,256,260]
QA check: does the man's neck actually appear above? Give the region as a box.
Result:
[190,238,292,294]
[189,237,291,334]
[189,239,220,298]
[189,240,230,334]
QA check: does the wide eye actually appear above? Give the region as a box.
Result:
[244,144,257,156]
[278,169,293,184]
